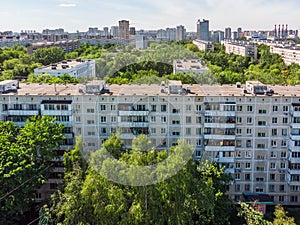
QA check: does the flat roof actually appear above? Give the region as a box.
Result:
[174,59,208,71]
[36,59,93,71]
[0,80,18,85]
[1,82,300,97]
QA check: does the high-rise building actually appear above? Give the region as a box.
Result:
[211,30,225,43]
[110,26,119,38]
[232,31,238,40]
[166,28,176,41]
[196,19,209,41]
[237,27,243,39]
[130,27,136,35]
[176,25,186,41]
[225,27,232,40]
[118,20,130,40]
[103,27,109,37]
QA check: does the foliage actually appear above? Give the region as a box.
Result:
[27,73,80,84]
[0,116,65,224]
[33,47,65,66]
[41,134,233,225]
[273,205,296,225]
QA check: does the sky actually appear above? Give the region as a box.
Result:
[1,0,300,33]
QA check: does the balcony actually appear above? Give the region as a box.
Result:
[291,111,300,117]
[290,134,300,141]
[289,157,300,164]
[288,169,300,175]
[214,157,235,163]
[119,122,149,128]
[204,111,236,117]
[41,110,72,116]
[118,110,149,116]
[225,168,235,174]
[4,109,40,116]
[204,123,235,129]
[204,146,235,152]
[14,122,26,127]
[291,123,300,129]
[64,133,74,139]
[204,134,235,140]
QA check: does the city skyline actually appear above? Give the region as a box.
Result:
[1,0,300,33]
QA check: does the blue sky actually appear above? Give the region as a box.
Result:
[1,0,300,32]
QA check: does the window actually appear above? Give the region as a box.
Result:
[236,128,242,135]
[88,131,95,136]
[272,117,278,124]
[281,151,287,158]
[76,116,81,122]
[161,128,166,134]
[258,132,266,137]
[172,108,180,114]
[186,116,192,124]
[196,117,201,124]
[235,173,240,180]
[235,184,240,192]
[151,105,157,112]
[245,162,251,169]
[270,151,277,158]
[273,105,278,112]
[282,129,288,136]
[111,116,116,123]
[247,105,253,112]
[246,140,252,148]
[256,177,264,182]
[259,109,267,114]
[291,196,298,203]
[237,105,243,111]
[186,105,191,111]
[245,184,250,192]
[247,117,252,124]
[269,185,275,192]
[161,117,166,123]
[150,116,156,122]
[270,162,276,169]
[196,105,201,111]
[87,108,95,113]
[279,196,285,202]
[281,140,287,147]
[236,151,241,158]
[257,143,265,149]
[280,174,285,181]
[111,105,116,111]
[270,174,275,181]
[256,166,265,171]
[279,185,285,192]
[236,140,242,147]
[246,128,252,135]
[236,117,242,124]
[100,116,106,123]
[186,128,191,135]
[258,121,266,126]
[271,140,277,147]
[151,128,156,134]
[87,120,94,124]
[196,128,201,135]
[245,151,251,158]
[50,183,58,190]
[236,162,241,168]
[100,105,106,111]
[255,188,264,193]
[272,129,278,136]
[283,117,288,124]
[280,162,286,169]
[283,106,289,112]
[161,105,167,112]
[245,173,251,181]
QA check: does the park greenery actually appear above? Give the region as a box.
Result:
[1,41,300,85]
[0,116,65,224]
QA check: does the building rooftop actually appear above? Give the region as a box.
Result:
[1,81,300,97]
[174,59,207,72]
[36,59,93,71]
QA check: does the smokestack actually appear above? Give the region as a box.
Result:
[282,24,284,39]
[274,25,277,38]
[278,24,281,39]
[286,24,288,38]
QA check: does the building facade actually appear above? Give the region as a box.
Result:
[176,25,186,41]
[197,19,209,41]
[1,80,300,205]
[118,20,130,40]
[34,59,96,79]
[270,46,300,65]
[222,40,258,60]
[27,40,80,54]
[193,39,214,51]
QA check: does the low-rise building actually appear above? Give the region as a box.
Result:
[193,39,214,51]
[27,40,80,54]
[34,59,96,78]
[173,59,209,74]
[270,46,300,65]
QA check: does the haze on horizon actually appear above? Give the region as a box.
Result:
[1,0,299,32]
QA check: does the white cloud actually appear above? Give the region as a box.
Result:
[58,3,77,7]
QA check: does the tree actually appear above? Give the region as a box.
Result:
[238,202,272,225]
[34,47,65,66]
[0,116,65,224]
[42,134,233,225]
[273,205,296,225]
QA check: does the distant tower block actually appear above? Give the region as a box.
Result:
[282,24,285,39]
[286,24,288,38]
[274,25,277,38]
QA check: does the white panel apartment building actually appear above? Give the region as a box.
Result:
[34,59,96,79]
[1,80,300,205]
[270,46,300,65]
[222,40,258,60]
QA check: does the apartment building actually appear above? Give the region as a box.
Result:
[222,40,258,60]
[270,46,300,65]
[27,40,80,54]
[34,59,96,78]
[193,39,214,51]
[173,59,209,74]
[118,20,130,40]
[1,80,300,205]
